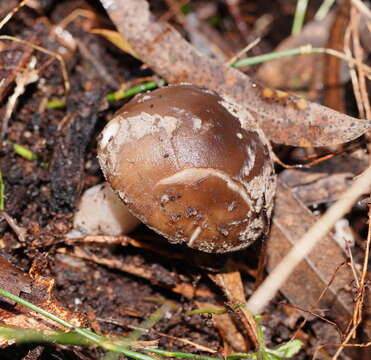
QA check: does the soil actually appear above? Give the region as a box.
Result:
[0,1,369,359]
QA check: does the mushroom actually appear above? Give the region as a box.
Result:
[98,84,276,253]
[73,182,140,236]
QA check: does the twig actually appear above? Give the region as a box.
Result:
[246,165,371,314]
[0,171,4,211]
[350,6,371,119]
[162,0,187,24]
[1,56,39,139]
[0,0,29,30]
[56,8,97,30]
[323,0,349,113]
[344,24,365,118]
[0,36,70,100]
[125,324,217,353]
[346,244,360,288]
[0,211,27,242]
[226,37,261,66]
[285,303,341,336]
[333,193,371,358]
[291,262,348,341]
[351,0,371,21]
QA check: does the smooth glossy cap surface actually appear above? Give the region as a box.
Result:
[98,84,276,253]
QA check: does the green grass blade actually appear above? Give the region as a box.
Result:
[292,0,309,35]
[106,81,161,102]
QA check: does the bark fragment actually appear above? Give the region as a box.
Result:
[50,89,106,213]
[0,256,31,305]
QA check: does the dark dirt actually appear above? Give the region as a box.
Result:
[0,1,369,359]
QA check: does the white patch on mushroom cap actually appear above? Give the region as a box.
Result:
[137,94,153,102]
[158,116,180,135]
[169,107,203,131]
[100,0,116,10]
[119,112,178,141]
[219,96,258,132]
[100,120,120,148]
[99,112,181,176]
[192,117,202,130]
[101,112,180,148]
[237,217,265,246]
[227,201,238,212]
[156,167,254,210]
[188,226,202,247]
[241,146,256,177]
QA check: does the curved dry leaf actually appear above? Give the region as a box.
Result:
[90,28,138,58]
[267,179,367,335]
[99,0,371,147]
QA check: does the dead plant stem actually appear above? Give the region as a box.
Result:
[247,165,371,314]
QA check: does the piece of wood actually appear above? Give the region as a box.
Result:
[0,256,31,305]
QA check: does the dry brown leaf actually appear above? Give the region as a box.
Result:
[279,170,354,206]
[266,179,365,336]
[209,270,260,350]
[90,28,138,58]
[99,0,371,147]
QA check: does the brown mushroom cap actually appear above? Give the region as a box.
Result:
[98,84,276,253]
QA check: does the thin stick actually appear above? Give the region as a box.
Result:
[56,8,97,30]
[0,171,4,211]
[0,0,29,30]
[291,262,348,341]
[322,47,371,78]
[247,165,371,314]
[346,245,359,288]
[226,37,261,66]
[1,56,38,138]
[351,0,371,21]
[0,36,70,100]
[344,24,365,118]
[350,6,371,120]
[332,197,371,359]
